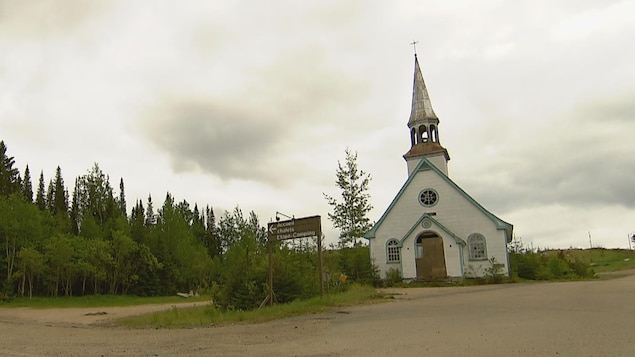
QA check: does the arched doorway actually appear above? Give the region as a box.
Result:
[415,232,447,279]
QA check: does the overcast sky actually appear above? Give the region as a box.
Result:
[1,0,634,249]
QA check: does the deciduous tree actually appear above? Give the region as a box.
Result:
[324,148,373,247]
[17,247,46,298]
[0,194,43,287]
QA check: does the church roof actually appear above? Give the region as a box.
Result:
[364,158,513,242]
[403,141,450,161]
[408,54,438,125]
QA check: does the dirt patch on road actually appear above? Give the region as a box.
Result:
[0,301,208,327]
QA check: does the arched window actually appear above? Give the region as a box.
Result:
[386,239,400,263]
[410,128,416,146]
[468,233,487,260]
[430,125,438,142]
[419,125,428,143]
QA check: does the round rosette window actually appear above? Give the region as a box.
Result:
[418,188,438,207]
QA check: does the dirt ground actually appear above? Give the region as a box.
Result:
[1,273,635,356]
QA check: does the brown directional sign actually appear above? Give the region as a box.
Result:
[265,215,325,304]
[267,215,321,241]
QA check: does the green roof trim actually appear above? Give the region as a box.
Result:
[397,213,466,246]
[364,158,513,242]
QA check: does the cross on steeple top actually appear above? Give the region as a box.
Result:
[410,40,419,55]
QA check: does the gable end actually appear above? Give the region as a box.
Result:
[365,158,513,242]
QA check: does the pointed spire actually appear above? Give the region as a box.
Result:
[403,54,449,176]
[408,54,438,125]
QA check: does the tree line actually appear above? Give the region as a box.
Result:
[0,140,377,309]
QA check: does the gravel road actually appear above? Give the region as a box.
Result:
[1,273,634,356]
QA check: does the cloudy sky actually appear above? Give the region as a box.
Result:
[1,0,634,249]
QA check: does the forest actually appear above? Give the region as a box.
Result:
[0,140,377,310]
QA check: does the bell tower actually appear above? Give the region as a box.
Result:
[403,54,450,176]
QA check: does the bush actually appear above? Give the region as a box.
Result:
[512,252,542,280]
[384,268,402,287]
[484,257,505,284]
[567,257,594,278]
[511,250,597,281]
[547,257,569,279]
[338,246,380,286]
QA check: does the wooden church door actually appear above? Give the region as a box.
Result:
[415,232,447,279]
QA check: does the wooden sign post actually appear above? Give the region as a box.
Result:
[261,215,323,307]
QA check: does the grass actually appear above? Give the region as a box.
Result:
[116,284,384,329]
[541,248,635,273]
[3,294,209,309]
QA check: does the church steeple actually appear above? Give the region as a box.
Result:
[403,54,450,176]
[409,54,438,124]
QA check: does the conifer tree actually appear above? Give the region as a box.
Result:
[118,178,127,217]
[191,203,206,249]
[35,171,46,210]
[0,140,20,196]
[51,166,68,216]
[46,179,54,212]
[129,199,146,243]
[21,165,33,203]
[204,205,221,257]
[70,178,81,234]
[193,203,201,226]
[130,200,145,225]
[323,148,373,248]
[145,194,155,226]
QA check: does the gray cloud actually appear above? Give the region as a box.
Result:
[459,91,635,214]
[583,91,635,123]
[141,98,284,182]
[250,48,368,125]
[139,43,368,184]
[0,0,109,38]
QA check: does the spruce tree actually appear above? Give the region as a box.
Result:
[118,178,127,217]
[51,166,69,216]
[129,199,146,243]
[145,194,155,226]
[191,203,206,251]
[70,177,82,234]
[48,166,72,233]
[46,179,54,212]
[21,165,33,202]
[204,205,220,257]
[35,171,46,210]
[0,140,20,196]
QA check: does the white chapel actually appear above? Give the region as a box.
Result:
[365,55,513,280]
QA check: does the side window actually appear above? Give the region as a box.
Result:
[386,239,400,263]
[468,233,487,260]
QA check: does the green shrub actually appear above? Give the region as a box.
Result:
[384,268,402,287]
[567,257,594,278]
[547,257,569,279]
[511,249,600,281]
[484,257,505,284]
[338,246,380,286]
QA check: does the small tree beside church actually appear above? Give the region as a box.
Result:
[324,148,373,248]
